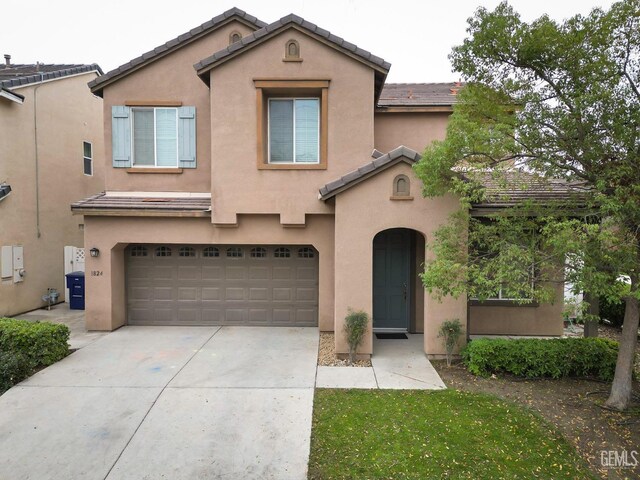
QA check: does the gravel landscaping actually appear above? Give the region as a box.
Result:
[317,332,372,367]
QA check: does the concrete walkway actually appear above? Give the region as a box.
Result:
[15,303,108,349]
[0,326,318,480]
[315,333,446,389]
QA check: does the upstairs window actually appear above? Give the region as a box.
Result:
[268,98,319,164]
[83,141,93,176]
[132,107,178,167]
[111,105,196,169]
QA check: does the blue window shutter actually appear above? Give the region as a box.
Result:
[111,106,131,168]
[178,106,196,168]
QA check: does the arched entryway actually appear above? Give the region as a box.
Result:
[372,228,425,333]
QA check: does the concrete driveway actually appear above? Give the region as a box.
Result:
[0,326,319,480]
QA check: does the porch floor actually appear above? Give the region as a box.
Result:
[315,334,446,390]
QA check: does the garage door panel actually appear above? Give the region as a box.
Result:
[202,287,221,301]
[249,267,270,280]
[202,266,223,280]
[249,288,269,301]
[153,287,173,301]
[177,308,200,323]
[225,266,247,280]
[177,287,198,301]
[225,287,246,301]
[296,287,317,302]
[249,309,269,323]
[272,267,292,280]
[152,266,174,280]
[127,245,318,326]
[296,266,316,281]
[177,266,201,281]
[273,288,292,301]
[225,309,248,323]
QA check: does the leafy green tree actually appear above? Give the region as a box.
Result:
[415,0,639,410]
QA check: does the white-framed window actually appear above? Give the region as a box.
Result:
[131,107,178,167]
[268,98,319,164]
[83,141,93,176]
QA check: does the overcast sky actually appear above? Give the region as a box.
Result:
[1,0,615,83]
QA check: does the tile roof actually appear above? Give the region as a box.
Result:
[470,171,588,209]
[71,193,212,216]
[194,13,391,78]
[0,64,103,89]
[378,82,462,107]
[319,146,420,200]
[88,7,266,96]
[319,147,586,207]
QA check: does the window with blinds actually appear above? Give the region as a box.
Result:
[132,107,178,167]
[268,98,319,164]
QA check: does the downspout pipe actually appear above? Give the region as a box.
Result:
[33,72,44,238]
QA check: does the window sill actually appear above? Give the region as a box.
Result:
[126,168,184,174]
[390,195,414,201]
[469,299,539,307]
[282,58,303,63]
[258,163,326,170]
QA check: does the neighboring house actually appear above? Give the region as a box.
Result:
[73,8,565,357]
[0,58,104,316]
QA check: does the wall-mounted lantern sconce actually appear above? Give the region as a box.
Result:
[89,247,100,258]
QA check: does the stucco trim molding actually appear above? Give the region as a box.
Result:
[318,145,421,200]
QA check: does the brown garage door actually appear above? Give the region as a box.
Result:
[125,244,318,326]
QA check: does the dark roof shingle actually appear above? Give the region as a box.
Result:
[194,13,390,76]
[71,193,212,216]
[0,64,103,89]
[319,146,420,200]
[88,7,266,96]
[378,82,462,107]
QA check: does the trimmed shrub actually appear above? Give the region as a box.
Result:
[344,309,369,365]
[462,337,618,381]
[0,318,70,368]
[438,319,463,366]
[0,351,34,393]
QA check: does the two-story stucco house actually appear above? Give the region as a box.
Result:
[1,59,104,316]
[73,8,564,357]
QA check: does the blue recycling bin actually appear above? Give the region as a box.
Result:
[65,271,85,310]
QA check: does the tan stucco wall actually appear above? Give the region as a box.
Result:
[469,283,565,336]
[82,214,334,331]
[333,162,467,356]
[374,112,449,154]
[208,28,375,224]
[101,20,256,193]
[0,72,104,316]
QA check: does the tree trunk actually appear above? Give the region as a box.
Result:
[605,277,639,411]
[583,293,599,338]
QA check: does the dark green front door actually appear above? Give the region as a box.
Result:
[373,229,410,330]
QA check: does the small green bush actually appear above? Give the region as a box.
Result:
[437,319,463,366]
[344,309,369,365]
[462,337,618,381]
[0,318,70,368]
[0,351,34,393]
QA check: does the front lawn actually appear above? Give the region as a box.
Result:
[309,389,594,479]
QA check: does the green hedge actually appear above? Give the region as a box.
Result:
[0,318,70,393]
[462,337,618,381]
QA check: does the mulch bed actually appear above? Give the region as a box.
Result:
[434,330,640,479]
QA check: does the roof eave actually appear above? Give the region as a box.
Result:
[89,12,265,97]
[195,22,391,88]
[0,87,25,104]
[319,145,421,201]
